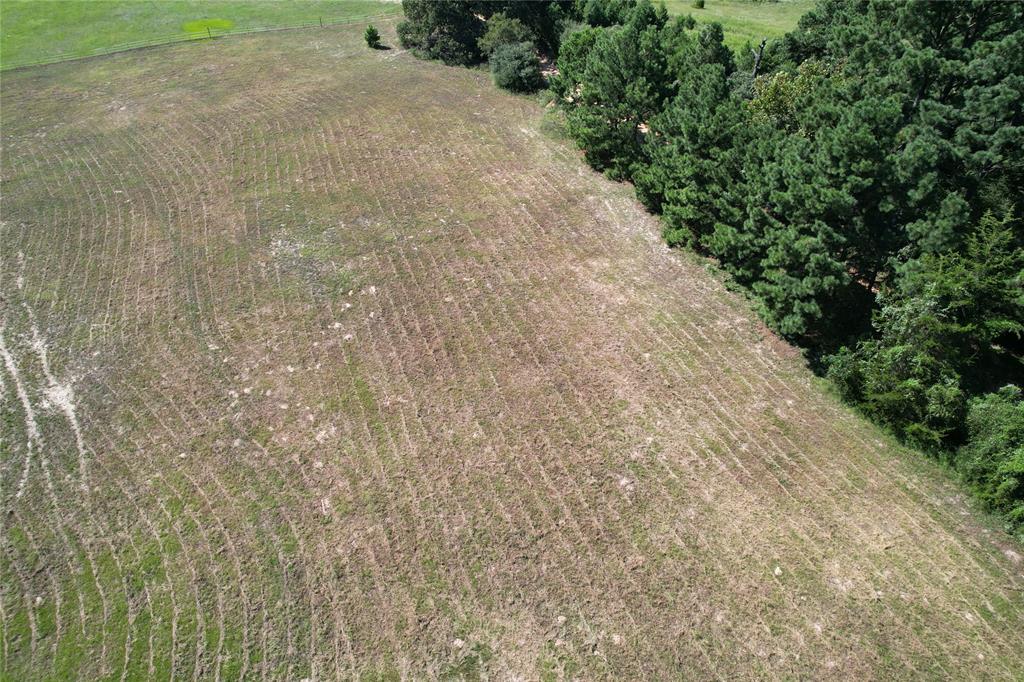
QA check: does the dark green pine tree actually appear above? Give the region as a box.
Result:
[780,0,1024,258]
[741,132,851,339]
[633,55,748,249]
[807,83,906,294]
[780,0,870,64]
[629,0,1022,344]
[551,25,603,101]
[565,0,672,180]
[580,0,639,28]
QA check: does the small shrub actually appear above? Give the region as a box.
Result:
[478,13,534,56]
[693,0,705,8]
[491,42,543,93]
[364,25,381,49]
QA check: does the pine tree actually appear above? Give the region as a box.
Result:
[634,60,748,248]
[551,25,602,101]
[742,132,850,338]
[364,25,382,49]
[580,0,639,28]
[565,0,672,180]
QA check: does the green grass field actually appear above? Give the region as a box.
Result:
[666,0,811,49]
[0,0,401,67]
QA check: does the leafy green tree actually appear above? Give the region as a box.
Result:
[478,13,536,56]
[897,213,1024,372]
[826,297,968,449]
[490,1,579,54]
[748,59,836,132]
[491,42,544,93]
[398,0,579,64]
[827,213,1024,447]
[958,386,1024,535]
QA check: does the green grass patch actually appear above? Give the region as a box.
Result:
[182,18,234,34]
[441,642,494,681]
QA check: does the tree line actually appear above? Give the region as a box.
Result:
[398,0,1024,537]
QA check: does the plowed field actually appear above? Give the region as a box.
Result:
[3,21,1023,680]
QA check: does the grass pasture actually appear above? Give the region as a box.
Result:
[2,17,1024,681]
[666,0,811,49]
[0,0,400,68]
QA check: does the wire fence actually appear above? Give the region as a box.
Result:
[1,10,401,72]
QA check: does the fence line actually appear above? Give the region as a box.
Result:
[1,11,400,71]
